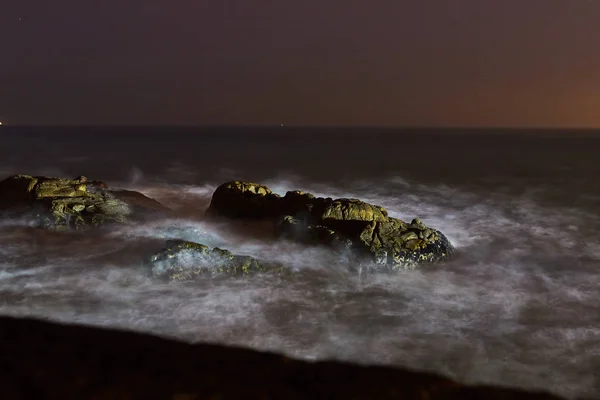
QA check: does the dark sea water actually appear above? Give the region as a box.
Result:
[1,127,599,399]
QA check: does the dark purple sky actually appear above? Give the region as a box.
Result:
[1,1,599,126]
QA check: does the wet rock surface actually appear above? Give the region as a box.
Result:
[0,174,170,230]
[207,181,455,269]
[0,316,564,400]
[146,239,287,281]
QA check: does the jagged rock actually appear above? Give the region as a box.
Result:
[208,181,455,269]
[0,316,565,400]
[0,174,169,230]
[366,217,454,268]
[146,239,286,281]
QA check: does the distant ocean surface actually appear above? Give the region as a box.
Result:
[1,126,599,399]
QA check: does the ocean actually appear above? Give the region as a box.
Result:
[1,127,599,399]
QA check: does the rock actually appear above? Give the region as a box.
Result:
[208,181,455,269]
[205,180,281,219]
[0,174,170,230]
[0,315,565,400]
[354,217,454,269]
[321,198,388,222]
[146,239,287,281]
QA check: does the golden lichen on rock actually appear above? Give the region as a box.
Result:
[227,181,273,196]
[33,177,90,199]
[321,198,388,222]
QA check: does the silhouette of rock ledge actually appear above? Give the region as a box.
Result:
[0,316,564,400]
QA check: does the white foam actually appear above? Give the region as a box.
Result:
[0,173,599,399]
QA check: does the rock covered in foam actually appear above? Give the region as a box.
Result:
[146,239,287,281]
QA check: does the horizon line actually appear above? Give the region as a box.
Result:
[1,124,600,130]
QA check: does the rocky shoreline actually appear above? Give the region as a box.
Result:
[0,315,564,400]
[0,173,585,399]
[0,174,456,278]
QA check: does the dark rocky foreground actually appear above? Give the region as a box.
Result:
[0,316,564,400]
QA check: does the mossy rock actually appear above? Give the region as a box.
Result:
[146,239,288,281]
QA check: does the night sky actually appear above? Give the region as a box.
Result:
[1,1,599,127]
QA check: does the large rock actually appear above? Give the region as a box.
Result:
[0,174,169,230]
[146,239,287,281]
[0,316,565,400]
[356,217,454,268]
[205,181,281,219]
[207,181,455,269]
